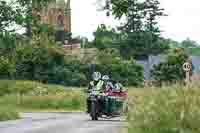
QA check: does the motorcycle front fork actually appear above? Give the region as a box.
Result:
[87,98,91,113]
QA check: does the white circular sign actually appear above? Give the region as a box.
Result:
[183,62,192,72]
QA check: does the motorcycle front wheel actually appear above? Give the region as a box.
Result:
[90,101,98,120]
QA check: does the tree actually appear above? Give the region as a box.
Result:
[104,0,164,32]
[93,24,120,49]
[16,0,56,36]
[181,38,199,48]
[151,48,188,85]
[96,48,144,86]
[144,0,165,35]
[101,0,169,58]
[0,1,19,32]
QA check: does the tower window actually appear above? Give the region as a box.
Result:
[57,14,64,27]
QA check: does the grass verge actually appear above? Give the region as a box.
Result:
[0,80,87,121]
[127,83,200,133]
[0,106,19,121]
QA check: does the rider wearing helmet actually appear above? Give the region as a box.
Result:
[102,75,114,93]
[88,72,102,91]
[87,72,104,113]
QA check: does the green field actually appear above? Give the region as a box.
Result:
[0,80,86,121]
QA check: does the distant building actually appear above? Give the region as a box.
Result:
[34,0,71,43]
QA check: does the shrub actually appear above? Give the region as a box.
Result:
[0,56,15,78]
[0,80,15,96]
[151,48,188,84]
[96,49,144,86]
[15,33,89,86]
[0,31,144,87]
[127,84,200,133]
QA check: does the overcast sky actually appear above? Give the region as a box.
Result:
[71,0,200,43]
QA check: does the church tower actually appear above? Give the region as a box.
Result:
[37,0,71,42]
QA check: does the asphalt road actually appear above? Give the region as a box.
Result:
[0,113,125,133]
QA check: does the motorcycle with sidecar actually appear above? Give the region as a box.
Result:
[86,74,127,120]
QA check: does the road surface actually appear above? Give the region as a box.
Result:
[0,113,125,133]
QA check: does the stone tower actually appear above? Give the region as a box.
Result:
[36,0,71,42]
[40,0,71,32]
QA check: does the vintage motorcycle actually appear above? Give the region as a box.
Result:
[87,73,127,120]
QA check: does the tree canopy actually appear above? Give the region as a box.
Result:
[97,0,169,58]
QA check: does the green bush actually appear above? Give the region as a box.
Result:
[15,34,89,87]
[151,48,188,84]
[0,32,144,87]
[0,80,16,96]
[0,106,19,121]
[128,84,200,133]
[0,56,15,78]
[96,49,144,86]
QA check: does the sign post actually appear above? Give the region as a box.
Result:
[183,62,192,83]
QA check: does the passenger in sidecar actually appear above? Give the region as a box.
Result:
[104,79,127,97]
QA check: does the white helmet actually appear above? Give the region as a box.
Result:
[92,72,101,81]
[102,75,110,81]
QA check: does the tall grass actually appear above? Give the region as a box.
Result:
[0,106,19,121]
[127,83,200,133]
[19,91,86,111]
[0,80,87,121]
[0,91,86,111]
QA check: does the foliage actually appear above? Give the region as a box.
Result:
[13,33,143,87]
[0,0,20,32]
[167,38,200,55]
[93,24,120,49]
[16,33,64,80]
[100,0,169,58]
[0,31,143,87]
[127,84,200,133]
[0,80,86,112]
[151,48,188,84]
[15,0,56,36]
[15,33,89,86]
[0,56,15,78]
[0,106,19,121]
[96,49,144,86]
[181,38,200,55]
[0,33,17,79]
[181,38,199,48]
[120,32,169,59]
[0,0,146,87]
[0,80,16,96]
[104,0,165,31]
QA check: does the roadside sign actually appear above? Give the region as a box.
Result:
[183,62,192,83]
[183,62,192,72]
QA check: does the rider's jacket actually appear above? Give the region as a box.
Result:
[89,80,104,91]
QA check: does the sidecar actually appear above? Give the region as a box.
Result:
[87,89,127,120]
